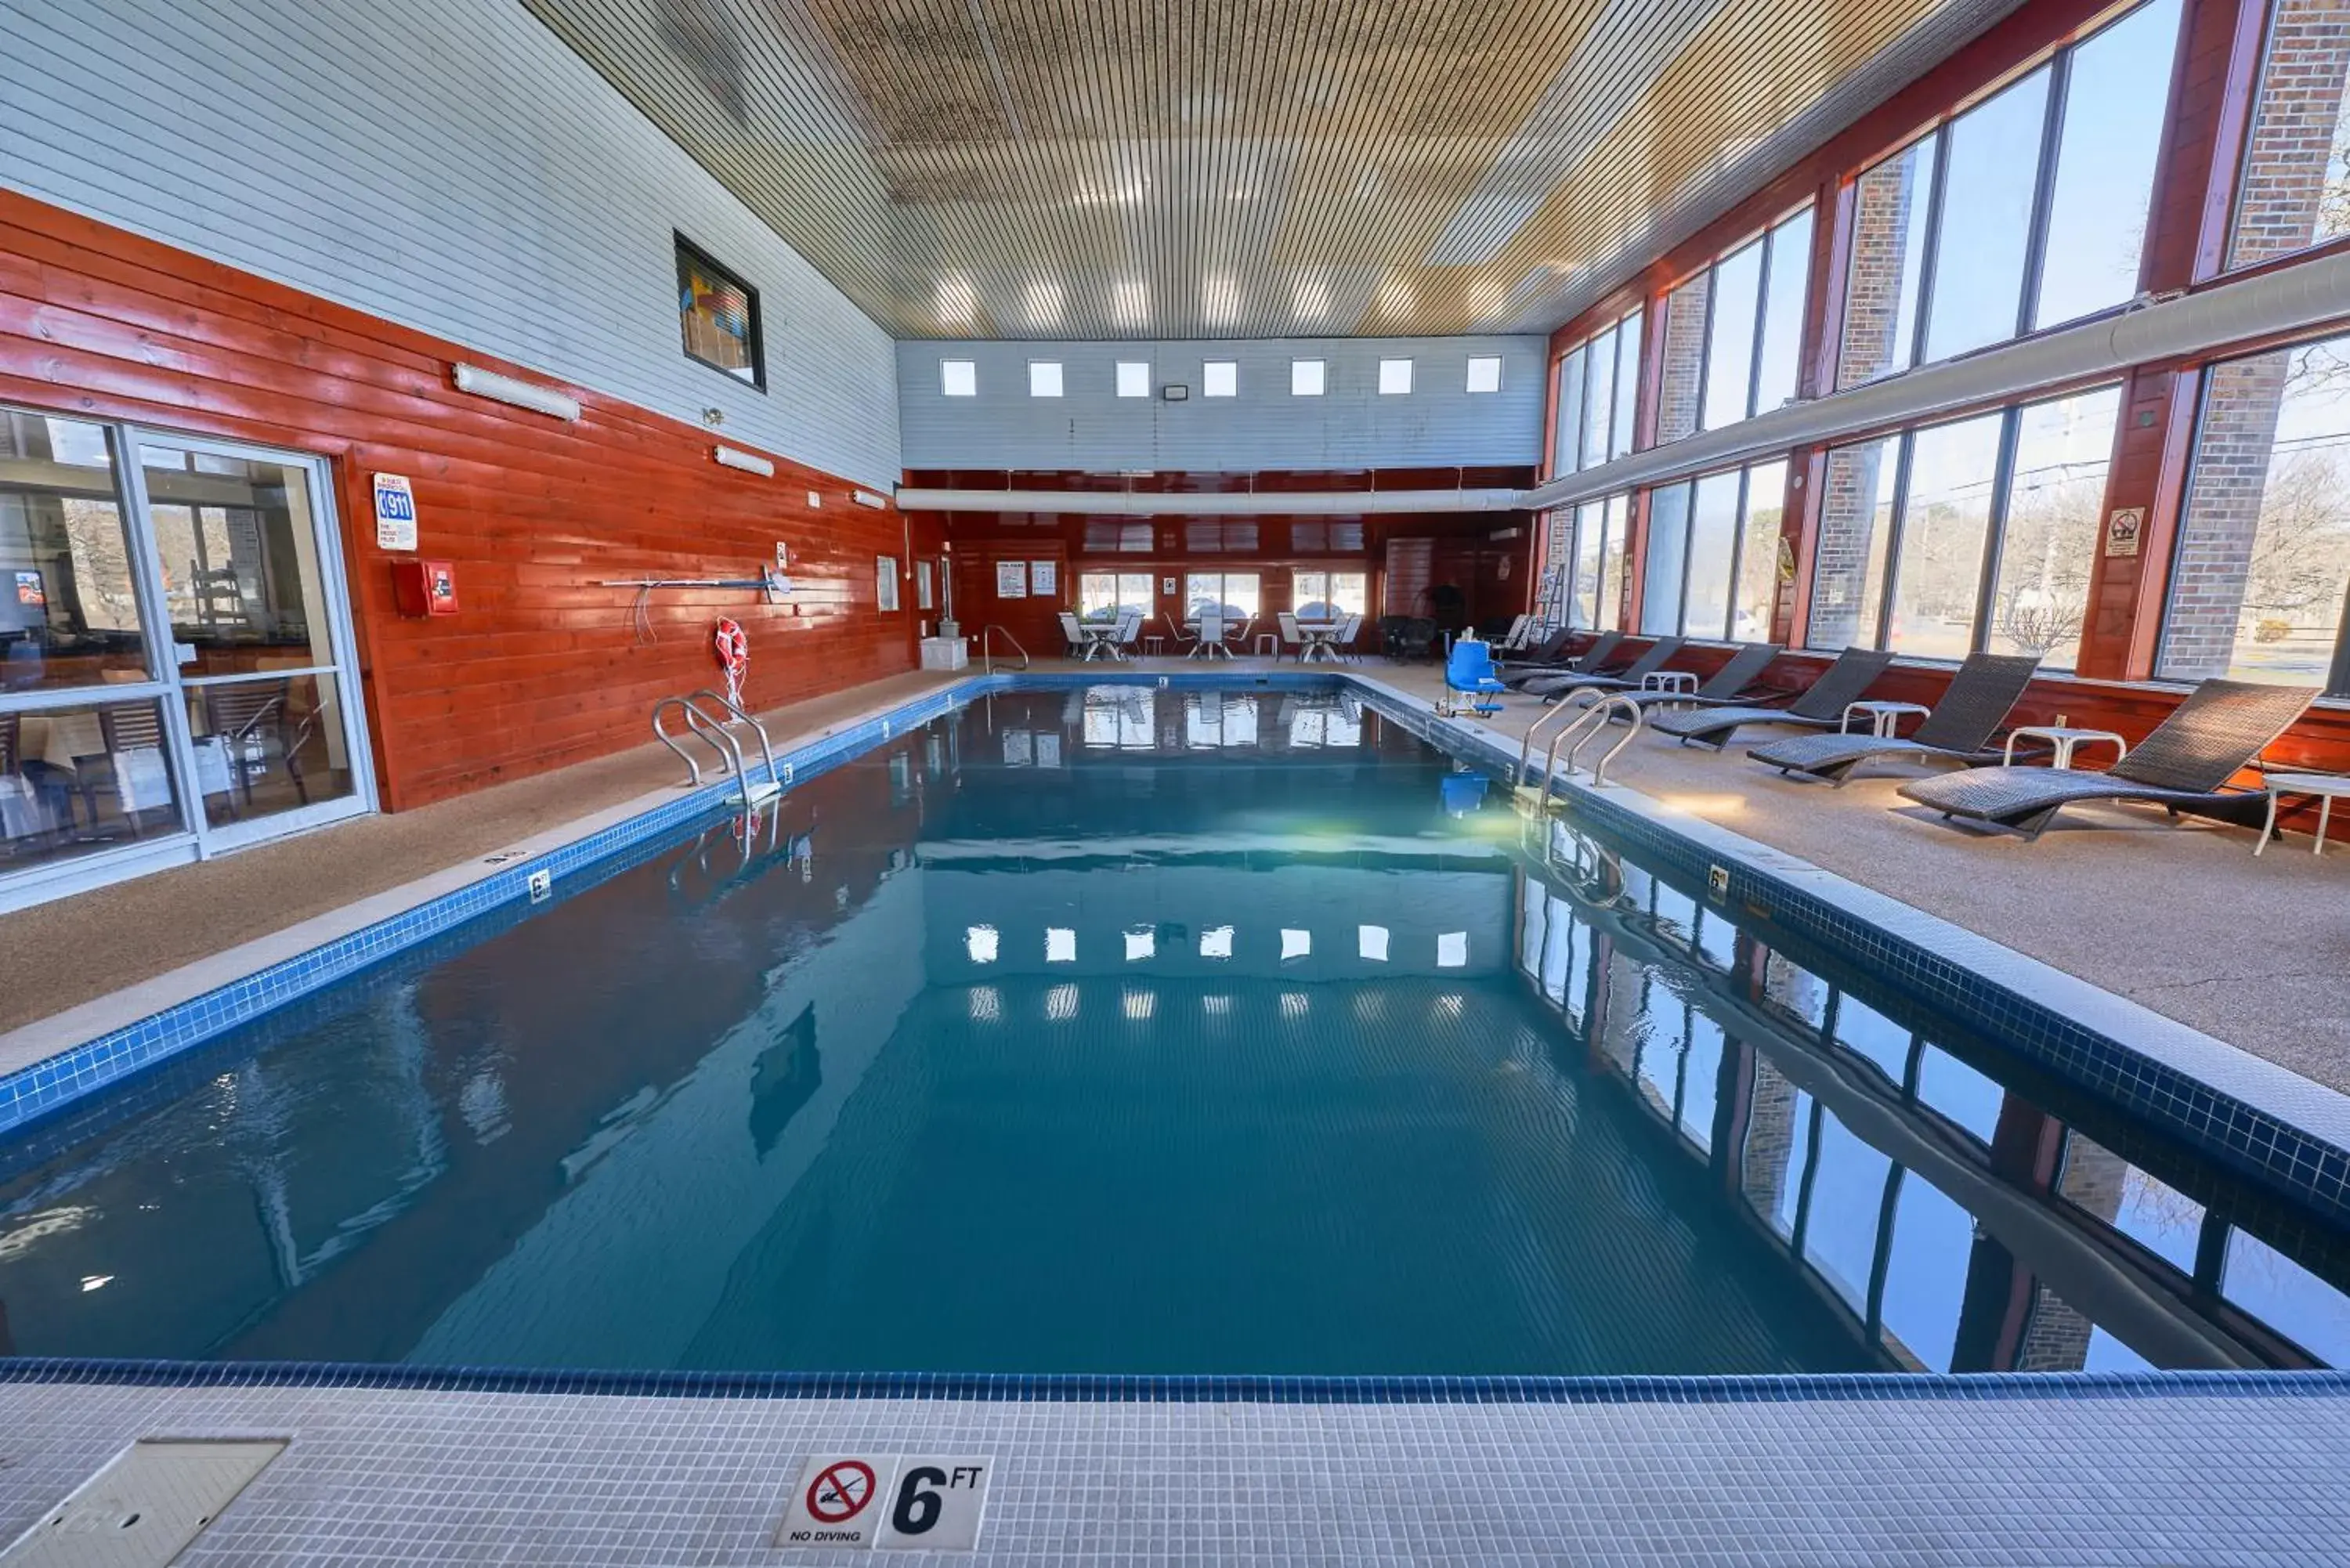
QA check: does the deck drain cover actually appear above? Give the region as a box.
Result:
[0,1439,286,1566]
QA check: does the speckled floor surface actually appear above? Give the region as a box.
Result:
[3,1374,2348,1565]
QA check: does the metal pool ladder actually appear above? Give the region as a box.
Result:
[979,623,1029,675]
[652,689,784,806]
[1513,692,1646,804]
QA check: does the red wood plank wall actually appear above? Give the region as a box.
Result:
[0,190,941,811]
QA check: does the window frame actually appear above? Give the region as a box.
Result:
[1028,359,1065,398]
[1203,361,1239,398]
[2222,0,2350,276]
[674,233,767,392]
[1466,355,1505,393]
[941,358,978,397]
[1115,360,1152,398]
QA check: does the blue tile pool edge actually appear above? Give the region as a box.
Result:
[5,666,2349,1239]
[2,1356,2346,1405]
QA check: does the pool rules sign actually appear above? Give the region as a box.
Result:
[777,1454,993,1551]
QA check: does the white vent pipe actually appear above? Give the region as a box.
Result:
[895,247,2350,518]
[890,486,1528,515]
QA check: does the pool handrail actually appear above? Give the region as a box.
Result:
[980,623,1029,674]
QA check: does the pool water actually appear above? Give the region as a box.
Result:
[2,681,2348,1375]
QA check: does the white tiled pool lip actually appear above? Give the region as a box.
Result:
[5,668,2349,1236]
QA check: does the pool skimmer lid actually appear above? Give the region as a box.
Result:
[0,1439,286,1567]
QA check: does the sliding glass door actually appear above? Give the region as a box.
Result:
[0,406,374,907]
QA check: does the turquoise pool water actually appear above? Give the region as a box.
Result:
[2,681,2347,1375]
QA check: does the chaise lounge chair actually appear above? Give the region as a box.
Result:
[1648,646,1896,748]
[1524,636,1686,701]
[1571,641,1784,717]
[1747,651,2040,786]
[1494,626,1575,673]
[1502,629,1621,685]
[1896,678,2321,839]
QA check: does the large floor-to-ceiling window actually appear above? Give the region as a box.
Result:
[0,406,374,907]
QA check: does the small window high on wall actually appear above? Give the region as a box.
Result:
[1835,0,2182,389]
[675,235,765,390]
[1807,385,2120,669]
[2158,332,2350,696]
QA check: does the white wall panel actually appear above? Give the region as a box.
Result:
[0,0,900,488]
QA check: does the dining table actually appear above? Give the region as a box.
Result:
[1296,621,1347,662]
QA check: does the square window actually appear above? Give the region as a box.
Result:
[1379,358,1413,395]
[1029,360,1064,397]
[942,359,977,396]
[674,235,764,390]
[1466,356,1503,393]
[1291,359,1325,396]
[1116,360,1152,398]
[1203,361,1238,397]
[1358,925,1390,961]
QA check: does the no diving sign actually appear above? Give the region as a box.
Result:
[777,1454,992,1552]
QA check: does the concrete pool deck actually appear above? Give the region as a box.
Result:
[2,656,2345,1095]
[2,1369,2349,1565]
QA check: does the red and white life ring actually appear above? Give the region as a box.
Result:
[713,616,749,707]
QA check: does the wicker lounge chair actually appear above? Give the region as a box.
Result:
[1747,652,2040,785]
[1494,626,1574,672]
[1896,679,2320,839]
[1648,646,1896,748]
[1502,629,1622,686]
[1571,642,1783,717]
[1524,636,1687,701]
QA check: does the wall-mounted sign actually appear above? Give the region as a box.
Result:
[2104,506,2146,558]
[1030,559,1057,595]
[996,559,1029,598]
[371,473,418,551]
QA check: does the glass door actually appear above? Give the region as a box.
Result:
[130,435,371,851]
[0,404,373,908]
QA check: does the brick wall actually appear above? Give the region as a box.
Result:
[2013,1133,2131,1371]
[2228,0,2350,266]
[2158,350,2294,674]
[1656,275,1712,445]
[1807,441,1893,649]
[1837,140,1929,388]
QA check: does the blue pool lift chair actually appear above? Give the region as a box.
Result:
[1443,638,1509,717]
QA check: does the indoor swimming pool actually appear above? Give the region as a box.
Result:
[1,681,2345,1376]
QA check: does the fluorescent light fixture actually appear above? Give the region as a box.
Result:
[1379,358,1413,395]
[452,363,580,421]
[1466,356,1503,393]
[1291,359,1325,396]
[1116,360,1151,398]
[942,359,977,396]
[1030,360,1065,397]
[1203,361,1238,397]
[714,445,773,476]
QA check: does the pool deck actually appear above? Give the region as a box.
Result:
[12,653,2341,1095]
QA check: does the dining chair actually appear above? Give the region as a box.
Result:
[1335,613,1365,662]
[1163,610,1197,658]
[1058,611,1088,659]
[1191,611,1227,659]
[201,678,306,814]
[1115,609,1143,661]
[1278,612,1304,662]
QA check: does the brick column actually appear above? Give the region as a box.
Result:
[1655,274,1711,444]
[1808,442,1892,647]
[1838,147,1925,386]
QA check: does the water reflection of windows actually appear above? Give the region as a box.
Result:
[964,925,999,963]
[1679,1015,1723,1152]
[2222,1230,2350,1365]
[1876,1168,1974,1371]
[1741,1070,1813,1242]
[1692,905,1737,973]
[1801,1111,1895,1313]
[1200,925,1234,959]
[1358,925,1390,962]
[2059,1132,2203,1274]
[1829,994,1915,1086]
[1650,880,1697,948]
[1081,690,1154,749]
[1184,692,1259,748]
[1913,1046,2002,1143]
[1285,701,1361,749]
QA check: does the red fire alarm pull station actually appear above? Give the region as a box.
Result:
[392,559,458,616]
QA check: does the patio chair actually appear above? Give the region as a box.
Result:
[1442,639,1509,716]
[1494,627,1574,673]
[1278,611,1305,661]
[1162,610,1197,658]
[1334,613,1364,662]
[1058,611,1088,659]
[1747,651,2040,786]
[1116,608,1144,660]
[1524,636,1687,701]
[1896,679,2322,840]
[1569,642,1783,717]
[201,678,308,815]
[1503,630,1622,687]
[1491,614,1533,654]
[1189,611,1230,659]
[1649,646,1897,749]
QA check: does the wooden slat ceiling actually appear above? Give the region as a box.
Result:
[523,0,2022,339]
